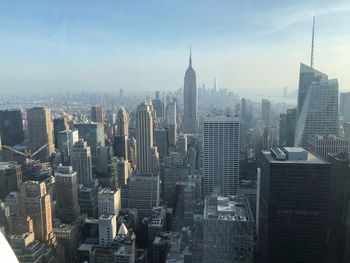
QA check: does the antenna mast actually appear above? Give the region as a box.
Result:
[310,16,315,68]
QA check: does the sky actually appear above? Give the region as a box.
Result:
[0,0,349,96]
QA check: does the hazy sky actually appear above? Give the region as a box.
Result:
[0,0,349,96]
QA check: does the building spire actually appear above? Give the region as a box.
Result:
[189,44,192,68]
[310,16,315,68]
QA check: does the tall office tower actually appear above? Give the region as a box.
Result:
[136,101,159,173]
[54,165,80,223]
[127,172,160,219]
[295,63,339,147]
[5,191,19,216]
[240,98,248,155]
[59,129,79,165]
[19,181,56,244]
[0,162,22,199]
[279,113,287,147]
[0,109,24,146]
[116,107,129,137]
[117,158,130,187]
[241,98,247,120]
[183,49,198,133]
[96,146,118,189]
[98,214,117,246]
[91,106,104,123]
[78,184,98,218]
[203,195,254,263]
[152,91,165,121]
[71,140,93,187]
[53,116,69,149]
[340,92,350,123]
[166,98,177,148]
[286,109,296,146]
[154,128,169,159]
[258,147,330,263]
[162,152,190,205]
[308,134,349,161]
[203,116,240,197]
[74,123,105,164]
[53,223,80,263]
[27,107,55,160]
[261,99,271,126]
[97,188,121,217]
[327,153,350,262]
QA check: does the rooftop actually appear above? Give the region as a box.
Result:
[264,148,327,165]
[204,196,253,222]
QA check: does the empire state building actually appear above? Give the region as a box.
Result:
[183,49,197,133]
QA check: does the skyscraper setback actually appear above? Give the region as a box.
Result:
[183,49,197,134]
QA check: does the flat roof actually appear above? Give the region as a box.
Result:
[263,150,328,165]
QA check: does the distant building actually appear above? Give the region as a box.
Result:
[91,106,104,123]
[258,147,330,263]
[203,115,240,197]
[0,109,24,146]
[59,129,79,165]
[27,107,55,160]
[53,116,69,149]
[340,92,350,123]
[166,98,177,148]
[127,172,160,220]
[54,165,80,223]
[261,99,271,126]
[203,195,254,263]
[154,128,169,159]
[183,49,198,133]
[136,101,159,173]
[162,152,190,205]
[295,63,339,147]
[74,122,105,164]
[71,140,93,187]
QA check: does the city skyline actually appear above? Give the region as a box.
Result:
[0,0,349,95]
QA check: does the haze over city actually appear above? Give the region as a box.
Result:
[1,0,350,95]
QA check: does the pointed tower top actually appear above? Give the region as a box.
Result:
[118,223,128,236]
[310,16,315,68]
[189,44,192,68]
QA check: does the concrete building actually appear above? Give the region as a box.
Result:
[54,165,80,223]
[183,49,197,134]
[118,158,130,187]
[78,184,98,218]
[27,107,55,160]
[136,101,159,173]
[258,147,331,263]
[19,181,56,245]
[98,188,121,217]
[59,129,79,165]
[73,122,105,164]
[154,128,169,159]
[177,134,187,156]
[308,134,349,161]
[166,98,177,148]
[71,139,93,187]
[0,109,24,146]
[203,115,240,197]
[53,223,80,263]
[127,172,160,220]
[340,92,350,123]
[99,214,117,246]
[53,116,69,149]
[10,232,54,263]
[91,106,104,123]
[203,195,254,263]
[4,191,19,216]
[0,162,22,199]
[162,152,190,205]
